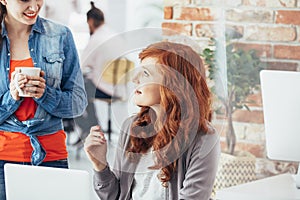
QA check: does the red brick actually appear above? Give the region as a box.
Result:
[265,61,298,71]
[162,22,192,36]
[233,43,272,58]
[174,7,217,21]
[276,10,300,25]
[235,142,265,157]
[232,110,264,124]
[220,141,265,157]
[226,9,273,23]
[298,28,300,43]
[214,108,264,128]
[245,26,296,42]
[164,7,173,19]
[195,0,241,6]
[243,0,266,6]
[245,93,263,107]
[274,45,300,59]
[226,25,244,39]
[243,0,296,7]
[194,24,215,38]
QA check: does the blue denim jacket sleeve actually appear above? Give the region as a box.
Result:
[34,28,87,118]
[0,90,23,124]
[0,30,23,124]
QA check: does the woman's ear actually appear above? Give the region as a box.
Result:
[0,0,7,6]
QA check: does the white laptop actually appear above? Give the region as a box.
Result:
[260,70,300,162]
[4,163,90,200]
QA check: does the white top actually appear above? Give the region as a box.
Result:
[132,149,166,200]
[80,25,126,96]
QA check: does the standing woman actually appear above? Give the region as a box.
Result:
[0,0,87,199]
[84,41,220,200]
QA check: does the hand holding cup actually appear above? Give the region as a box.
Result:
[11,67,46,100]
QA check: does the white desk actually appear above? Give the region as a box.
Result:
[216,174,300,200]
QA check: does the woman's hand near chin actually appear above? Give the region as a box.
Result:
[84,125,108,172]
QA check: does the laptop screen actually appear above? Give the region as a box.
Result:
[4,163,90,200]
[260,70,300,162]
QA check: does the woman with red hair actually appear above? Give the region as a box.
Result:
[84,41,220,200]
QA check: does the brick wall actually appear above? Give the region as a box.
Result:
[163,0,300,157]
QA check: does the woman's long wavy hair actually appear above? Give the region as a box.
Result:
[126,42,212,186]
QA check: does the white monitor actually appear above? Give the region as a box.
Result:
[4,163,90,200]
[260,70,300,188]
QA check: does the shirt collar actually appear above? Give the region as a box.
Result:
[30,16,45,34]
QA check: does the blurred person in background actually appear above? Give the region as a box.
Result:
[0,0,87,199]
[73,1,120,146]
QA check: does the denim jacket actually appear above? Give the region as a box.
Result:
[0,17,87,165]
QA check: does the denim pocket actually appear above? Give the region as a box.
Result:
[43,53,65,88]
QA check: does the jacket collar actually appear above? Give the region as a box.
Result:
[31,16,45,34]
[1,19,7,39]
